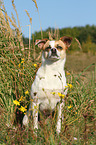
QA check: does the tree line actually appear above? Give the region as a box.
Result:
[23,25,96,54]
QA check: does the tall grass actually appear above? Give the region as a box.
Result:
[0,0,96,144]
[0,0,37,131]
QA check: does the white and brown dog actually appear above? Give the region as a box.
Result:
[23,36,72,134]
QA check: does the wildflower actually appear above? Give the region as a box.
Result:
[25,90,29,95]
[33,63,37,68]
[21,60,24,64]
[22,58,24,61]
[19,106,27,112]
[51,92,56,95]
[67,105,72,109]
[65,85,68,88]
[31,99,33,102]
[25,105,27,108]
[66,72,70,75]
[13,100,20,106]
[67,83,73,89]
[58,92,65,99]
[19,96,23,102]
[18,63,21,68]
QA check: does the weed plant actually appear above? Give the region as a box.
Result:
[0,0,96,144]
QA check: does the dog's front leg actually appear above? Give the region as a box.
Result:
[56,101,64,134]
[32,101,39,132]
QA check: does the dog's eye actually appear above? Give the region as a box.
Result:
[45,46,51,51]
[57,45,63,50]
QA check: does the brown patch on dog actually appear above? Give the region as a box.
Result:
[43,40,50,50]
[60,36,72,48]
[35,39,48,49]
[55,40,67,50]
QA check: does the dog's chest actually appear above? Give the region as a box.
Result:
[32,63,66,95]
[38,70,64,89]
[34,65,66,90]
[31,60,67,111]
[31,67,66,111]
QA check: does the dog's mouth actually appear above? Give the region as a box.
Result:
[48,48,60,60]
[48,55,60,60]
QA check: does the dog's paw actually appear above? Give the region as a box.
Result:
[22,114,29,126]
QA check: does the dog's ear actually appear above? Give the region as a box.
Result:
[35,39,48,49]
[60,36,72,48]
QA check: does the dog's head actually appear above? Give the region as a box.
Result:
[35,36,72,61]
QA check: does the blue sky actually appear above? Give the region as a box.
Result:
[3,0,96,38]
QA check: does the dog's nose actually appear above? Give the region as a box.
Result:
[51,48,56,54]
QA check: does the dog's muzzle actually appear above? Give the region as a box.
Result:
[51,48,57,56]
[48,48,60,60]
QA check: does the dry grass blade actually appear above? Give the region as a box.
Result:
[11,0,24,47]
[0,0,3,7]
[48,28,60,40]
[25,9,32,24]
[32,0,38,11]
[11,12,16,24]
[25,10,32,60]
[11,0,21,29]
[0,7,13,36]
[49,32,53,40]
[32,0,43,38]
[75,38,82,51]
[25,9,30,18]
[9,16,18,28]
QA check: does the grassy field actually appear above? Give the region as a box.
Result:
[0,1,96,144]
[1,48,96,145]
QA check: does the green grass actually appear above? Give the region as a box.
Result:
[1,51,96,144]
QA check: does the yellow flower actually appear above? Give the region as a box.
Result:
[67,83,73,89]
[21,60,24,64]
[58,93,65,99]
[33,63,37,67]
[67,105,72,109]
[58,92,62,96]
[18,63,21,68]
[22,58,24,61]
[31,99,33,102]
[19,106,27,112]
[19,96,23,102]
[25,90,29,95]
[13,100,20,106]
[69,84,73,88]
[65,85,68,88]
[66,72,70,75]
[51,92,56,95]
[25,105,27,108]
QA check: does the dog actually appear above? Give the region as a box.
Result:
[23,36,72,134]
